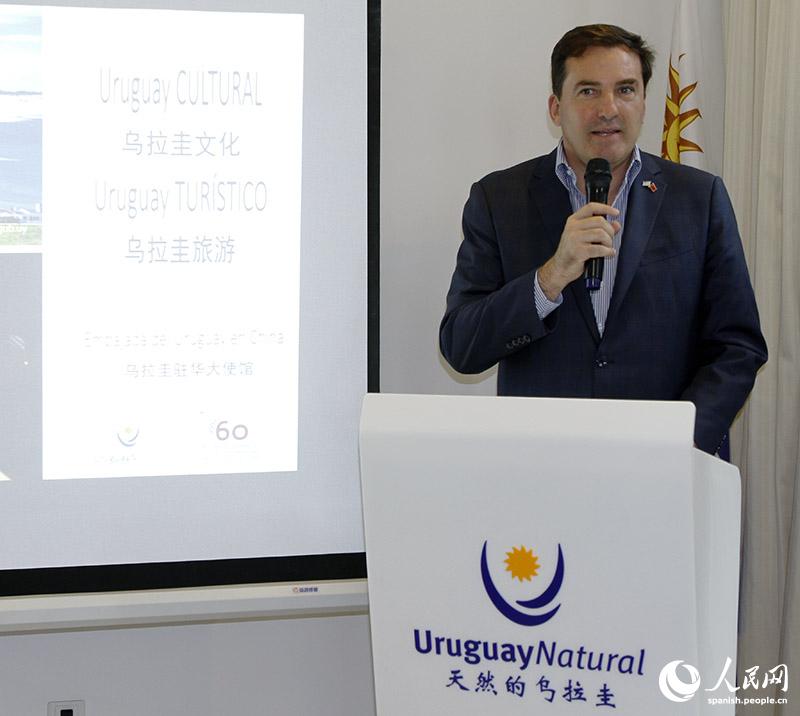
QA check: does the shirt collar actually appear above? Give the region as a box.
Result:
[555,140,642,197]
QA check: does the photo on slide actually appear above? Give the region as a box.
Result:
[0,7,42,249]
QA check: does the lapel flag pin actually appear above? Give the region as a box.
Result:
[642,180,657,193]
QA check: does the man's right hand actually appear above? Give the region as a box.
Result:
[537,202,621,301]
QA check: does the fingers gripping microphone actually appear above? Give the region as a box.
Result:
[584,158,612,291]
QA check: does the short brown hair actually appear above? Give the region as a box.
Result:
[551,24,655,98]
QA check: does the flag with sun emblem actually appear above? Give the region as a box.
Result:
[661,0,707,170]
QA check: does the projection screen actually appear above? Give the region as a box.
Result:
[0,0,374,595]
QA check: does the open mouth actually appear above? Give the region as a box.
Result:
[591,129,621,137]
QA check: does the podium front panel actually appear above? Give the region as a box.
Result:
[360,394,738,715]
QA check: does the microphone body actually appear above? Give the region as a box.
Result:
[583,158,612,292]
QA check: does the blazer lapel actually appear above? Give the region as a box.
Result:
[605,154,666,330]
[530,151,601,343]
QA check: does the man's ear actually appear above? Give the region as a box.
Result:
[548,94,561,126]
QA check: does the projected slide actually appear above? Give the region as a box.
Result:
[40,8,304,479]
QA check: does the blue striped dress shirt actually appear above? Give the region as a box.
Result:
[534,142,642,335]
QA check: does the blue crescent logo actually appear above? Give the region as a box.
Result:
[117,428,139,447]
[480,541,565,626]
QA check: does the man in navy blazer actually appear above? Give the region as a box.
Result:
[439,24,767,455]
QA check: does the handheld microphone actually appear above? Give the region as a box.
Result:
[584,158,612,291]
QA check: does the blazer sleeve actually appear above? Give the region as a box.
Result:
[681,176,768,453]
[439,181,552,374]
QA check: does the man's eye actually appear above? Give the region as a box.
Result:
[579,88,596,96]
[619,86,635,95]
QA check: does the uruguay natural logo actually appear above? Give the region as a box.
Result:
[480,541,565,626]
[117,425,140,447]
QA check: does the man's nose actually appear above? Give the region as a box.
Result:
[597,92,619,119]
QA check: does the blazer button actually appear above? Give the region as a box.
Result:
[594,358,608,368]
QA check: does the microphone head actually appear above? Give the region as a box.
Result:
[585,158,612,187]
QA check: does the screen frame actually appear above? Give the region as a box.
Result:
[0,0,379,598]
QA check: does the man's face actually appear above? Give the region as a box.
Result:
[548,45,646,179]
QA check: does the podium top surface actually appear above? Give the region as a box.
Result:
[361,394,695,448]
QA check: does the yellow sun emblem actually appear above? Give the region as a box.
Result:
[504,545,540,582]
[661,53,704,163]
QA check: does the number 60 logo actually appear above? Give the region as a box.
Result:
[215,421,249,440]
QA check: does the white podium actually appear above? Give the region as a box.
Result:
[360,394,740,715]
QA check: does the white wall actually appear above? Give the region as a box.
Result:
[0,614,375,716]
